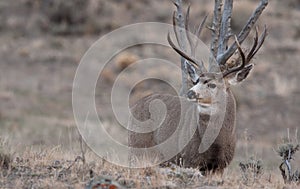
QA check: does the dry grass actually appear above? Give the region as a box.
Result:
[0,128,299,188]
[0,142,296,189]
[0,138,12,170]
[0,0,299,188]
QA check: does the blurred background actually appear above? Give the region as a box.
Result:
[0,0,299,171]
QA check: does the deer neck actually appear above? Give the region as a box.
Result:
[197,87,236,118]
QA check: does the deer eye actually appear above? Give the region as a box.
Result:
[208,83,216,89]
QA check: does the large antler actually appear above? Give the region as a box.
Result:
[169,0,208,95]
[215,0,268,65]
[222,26,268,77]
[169,2,208,71]
[168,0,268,93]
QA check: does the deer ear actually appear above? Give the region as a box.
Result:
[185,60,200,84]
[228,64,253,85]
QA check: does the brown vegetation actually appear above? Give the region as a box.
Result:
[0,0,299,188]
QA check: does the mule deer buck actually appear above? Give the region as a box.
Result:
[128,0,268,174]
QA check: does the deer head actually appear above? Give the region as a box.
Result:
[168,0,268,114]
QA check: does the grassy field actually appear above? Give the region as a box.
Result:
[0,0,300,188]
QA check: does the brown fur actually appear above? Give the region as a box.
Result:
[128,88,236,173]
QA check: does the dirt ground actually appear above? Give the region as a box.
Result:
[0,0,299,188]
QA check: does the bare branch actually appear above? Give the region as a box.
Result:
[173,11,181,46]
[173,0,186,50]
[218,0,268,65]
[218,0,233,55]
[210,0,223,58]
[172,0,190,96]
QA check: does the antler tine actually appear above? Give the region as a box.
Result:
[222,26,267,78]
[170,2,207,73]
[184,6,208,72]
[167,32,200,69]
[249,25,268,61]
[170,0,179,7]
[246,27,259,63]
[222,36,246,78]
[194,15,208,51]
[185,5,195,56]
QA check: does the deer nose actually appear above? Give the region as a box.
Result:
[187,90,196,99]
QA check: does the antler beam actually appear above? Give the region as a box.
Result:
[170,0,208,95]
